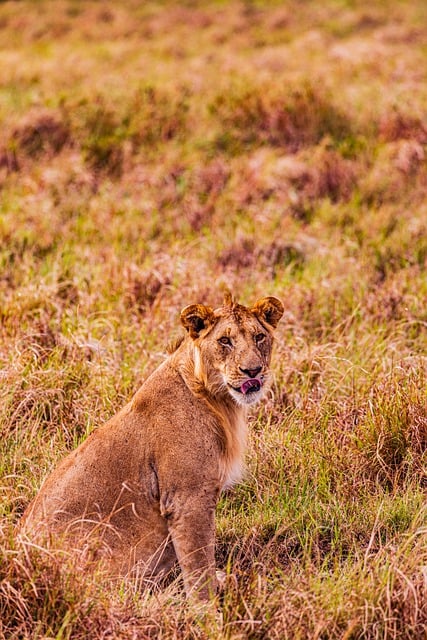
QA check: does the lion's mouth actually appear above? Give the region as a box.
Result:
[232,378,262,395]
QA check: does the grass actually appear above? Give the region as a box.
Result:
[0,0,426,637]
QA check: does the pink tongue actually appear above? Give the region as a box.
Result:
[241,379,261,394]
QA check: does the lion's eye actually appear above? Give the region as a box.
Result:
[218,336,232,347]
[255,333,266,344]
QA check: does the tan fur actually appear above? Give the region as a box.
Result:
[19,295,284,600]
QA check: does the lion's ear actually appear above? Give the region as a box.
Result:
[252,296,284,330]
[180,304,215,339]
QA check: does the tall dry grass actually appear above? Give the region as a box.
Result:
[0,0,426,638]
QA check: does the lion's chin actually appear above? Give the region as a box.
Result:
[227,385,266,407]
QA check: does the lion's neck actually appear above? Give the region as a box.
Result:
[173,340,247,489]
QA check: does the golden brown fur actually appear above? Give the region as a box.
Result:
[19,294,283,600]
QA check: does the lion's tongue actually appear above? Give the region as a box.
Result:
[241,379,261,395]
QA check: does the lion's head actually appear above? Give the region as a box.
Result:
[180,293,284,406]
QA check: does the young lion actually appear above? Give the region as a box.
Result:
[20,293,284,600]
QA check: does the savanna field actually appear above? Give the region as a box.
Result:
[0,1,426,638]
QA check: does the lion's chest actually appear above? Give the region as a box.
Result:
[220,413,248,491]
[221,457,244,491]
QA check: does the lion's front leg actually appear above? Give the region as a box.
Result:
[160,487,218,601]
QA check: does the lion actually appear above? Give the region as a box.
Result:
[19,292,284,600]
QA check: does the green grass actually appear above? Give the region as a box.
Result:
[1,0,427,638]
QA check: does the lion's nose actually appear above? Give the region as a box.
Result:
[240,366,262,379]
